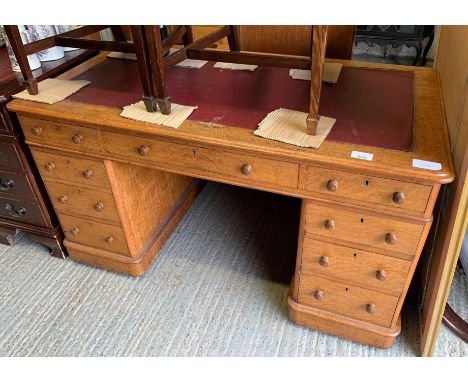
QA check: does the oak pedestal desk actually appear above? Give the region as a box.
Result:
[7,56,454,348]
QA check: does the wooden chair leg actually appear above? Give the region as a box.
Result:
[130,26,158,112]
[143,25,171,115]
[110,25,127,42]
[3,25,38,95]
[307,25,328,135]
[182,25,194,46]
[227,25,240,51]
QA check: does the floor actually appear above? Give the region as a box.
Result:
[1,182,466,356]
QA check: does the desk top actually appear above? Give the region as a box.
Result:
[7,55,454,185]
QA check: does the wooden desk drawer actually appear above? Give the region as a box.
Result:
[0,196,46,226]
[45,181,120,223]
[301,238,410,295]
[60,214,130,256]
[0,141,23,170]
[0,170,35,199]
[298,274,399,327]
[31,149,111,190]
[20,116,101,152]
[305,166,432,213]
[305,202,424,255]
[102,131,299,189]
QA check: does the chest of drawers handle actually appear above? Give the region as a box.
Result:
[313,290,324,300]
[324,219,336,230]
[94,202,104,212]
[71,227,80,236]
[326,179,338,192]
[82,170,93,179]
[105,236,114,244]
[240,164,252,176]
[138,145,150,156]
[385,232,397,245]
[31,126,43,136]
[45,162,55,171]
[5,203,26,218]
[72,133,84,144]
[58,195,68,204]
[0,178,14,191]
[375,269,387,282]
[366,303,376,314]
[319,256,330,267]
[392,192,405,204]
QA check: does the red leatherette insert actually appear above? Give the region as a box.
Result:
[68,58,414,151]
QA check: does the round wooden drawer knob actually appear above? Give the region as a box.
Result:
[366,303,376,314]
[72,133,83,144]
[138,145,150,156]
[324,219,336,230]
[82,169,93,179]
[105,236,114,244]
[392,192,405,204]
[313,290,324,300]
[376,269,387,282]
[31,126,42,135]
[71,227,80,236]
[326,179,338,192]
[58,195,68,204]
[319,256,329,267]
[94,202,104,212]
[385,232,397,245]
[45,162,55,171]
[240,164,252,176]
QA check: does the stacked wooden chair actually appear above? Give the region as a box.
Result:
[4,25,329,135]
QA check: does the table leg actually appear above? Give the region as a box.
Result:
[131,25,158,112]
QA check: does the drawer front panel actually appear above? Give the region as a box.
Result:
[301,238,410,295]
[0,170,35,199]
[102,131,299,189]
[298,274,399,327]
[305,166,432,213]
[305,203,424,255]
[21,116,101,152]
[31,149,111,189]
[0,141,22,170]
[0,197,46,225]
[45,181,120,223]
[60,214,130,256]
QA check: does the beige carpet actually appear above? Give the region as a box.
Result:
[0,183,466,356]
